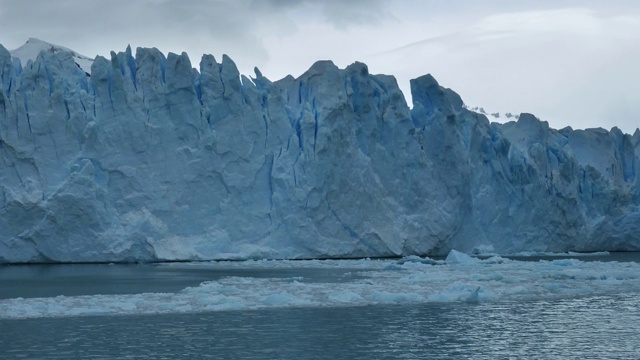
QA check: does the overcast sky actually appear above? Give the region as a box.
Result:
[1,0,639,133]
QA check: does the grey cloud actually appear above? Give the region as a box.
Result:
[321,0,387,28]
[253,0,389,28]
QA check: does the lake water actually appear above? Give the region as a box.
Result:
[2,253,640,359]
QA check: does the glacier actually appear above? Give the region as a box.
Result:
[0,41,639,263]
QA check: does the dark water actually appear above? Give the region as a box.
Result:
[1,295,639,359]
[0,263,359,300]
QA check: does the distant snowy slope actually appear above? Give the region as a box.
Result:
[10,38,93,74]
[463,105,520,123]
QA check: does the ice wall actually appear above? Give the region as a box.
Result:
[1,44,638,263]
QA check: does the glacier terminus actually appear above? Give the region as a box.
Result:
[1,40,639,263]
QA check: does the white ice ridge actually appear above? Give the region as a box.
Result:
[2,254,640,319]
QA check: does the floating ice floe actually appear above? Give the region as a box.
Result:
[2,251,639,319]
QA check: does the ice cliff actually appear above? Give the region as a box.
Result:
[1,42,639,263]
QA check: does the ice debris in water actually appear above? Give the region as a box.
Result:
[2,257,640,319]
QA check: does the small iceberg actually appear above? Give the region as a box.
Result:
[445,249,480,264]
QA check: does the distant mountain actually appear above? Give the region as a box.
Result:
[463,105,521,123]
[9,38,93,74]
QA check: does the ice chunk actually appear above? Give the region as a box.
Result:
[397,255,444,265]
[445,250,479,264]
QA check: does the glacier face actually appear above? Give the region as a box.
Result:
[0,43,639,263]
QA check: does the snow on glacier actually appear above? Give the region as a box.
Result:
[0,40,639,263]
[2,254,640,319]
[9,38,94,74]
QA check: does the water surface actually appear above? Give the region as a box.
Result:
[2,295,639,359]
[2,253,640,359]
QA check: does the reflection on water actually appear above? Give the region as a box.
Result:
[2,294,640,359]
